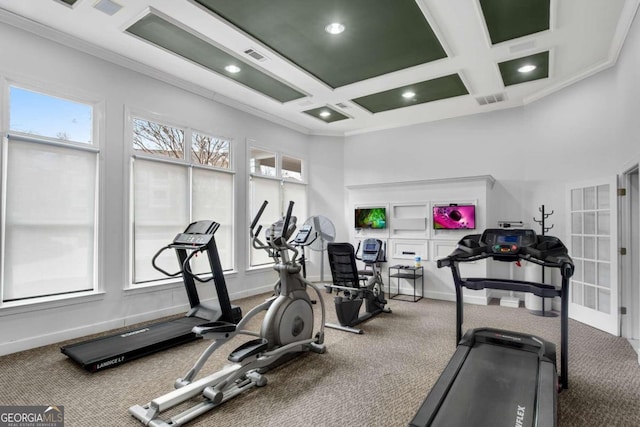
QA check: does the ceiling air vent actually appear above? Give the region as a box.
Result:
[244,48,268,62]
[335,102,349,109]
[476,93,507,106]
[94,0,122,15]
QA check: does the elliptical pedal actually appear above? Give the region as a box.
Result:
[228,339,269,363]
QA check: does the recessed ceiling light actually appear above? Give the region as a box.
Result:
[319,111,331,118]
[225,65,241,73]
[325,23,345,35]
[402,91,416,99]
[518,64,537,73]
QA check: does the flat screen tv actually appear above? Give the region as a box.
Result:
[355,207,386,229]
[433,204,476,230]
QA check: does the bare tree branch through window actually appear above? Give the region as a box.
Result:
[192,133,230,168]
[133,119,184,159]
[133,118,230,168]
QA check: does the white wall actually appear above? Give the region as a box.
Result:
[0,21,344,354]
[345,11,640,249]
[2,8,640,354]
[306,135,346,281]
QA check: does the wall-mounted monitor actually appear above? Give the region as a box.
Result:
[355,207,386,229]
[433,204,476,230]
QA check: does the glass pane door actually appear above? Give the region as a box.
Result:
[568,178,619,335]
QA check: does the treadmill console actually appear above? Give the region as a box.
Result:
[442,228,573,277]
[481,229,537,255]
[173,221,220,246]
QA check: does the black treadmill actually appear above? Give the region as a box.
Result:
[409,228,574,427]
[61,220,242,372]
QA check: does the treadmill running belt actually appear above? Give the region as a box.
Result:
[431,343,539,427]
[61,317,205,372]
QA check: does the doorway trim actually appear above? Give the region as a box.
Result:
[619,160,639,364]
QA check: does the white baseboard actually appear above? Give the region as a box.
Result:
[0,303,191,357]
[499,296,521,308]
[419,290,489,305]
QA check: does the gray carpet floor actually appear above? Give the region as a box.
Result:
[1,290,639,427]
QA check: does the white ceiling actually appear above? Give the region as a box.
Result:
[0,0,637,136]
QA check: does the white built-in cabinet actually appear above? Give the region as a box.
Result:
[347,175,495,305]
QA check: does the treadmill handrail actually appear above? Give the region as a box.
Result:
[151,245,183,278]
[438,250,574,278]
[460,277,561,298]
[182,249,214,283]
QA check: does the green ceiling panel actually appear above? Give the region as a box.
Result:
[480,0,550,45]
[194,0,447,88]
[303,107,349,124]
[499,51,549,86]
[57,0,78,5]
[352,74,468,114]
[126,13,305,103]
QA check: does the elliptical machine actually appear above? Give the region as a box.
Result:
[325,238,391,334]
[129,201,326,427]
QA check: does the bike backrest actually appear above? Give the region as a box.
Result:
[327,242,363,289]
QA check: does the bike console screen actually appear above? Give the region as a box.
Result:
[361,239,382,263]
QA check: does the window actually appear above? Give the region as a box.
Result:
[130,116,234,284]
[2,85,98,303]
[9,86,93,144]
[133,118,184,159]
[192,133,230,168]
[250,148,276,177]
[282,155,303,182]
[248,146,306,267]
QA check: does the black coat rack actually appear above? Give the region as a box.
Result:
[531,205,557,317]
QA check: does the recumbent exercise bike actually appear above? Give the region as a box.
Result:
[325,238,391,334]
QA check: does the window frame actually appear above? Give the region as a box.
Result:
[126,108,236,288]
[247,141,308,269]
[249,144,307,184]
[1,78,104,309]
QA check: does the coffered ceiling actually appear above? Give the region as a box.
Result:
[0,0,637,136]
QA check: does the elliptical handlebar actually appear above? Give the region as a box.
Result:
[249,200,300,261]
[276,201,299,261]
[281,201,294,239]
[250,200,268,232]
[250,200,270,252]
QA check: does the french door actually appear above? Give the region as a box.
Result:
[567,178,619,335]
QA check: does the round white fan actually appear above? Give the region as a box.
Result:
[303,215,336,283]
